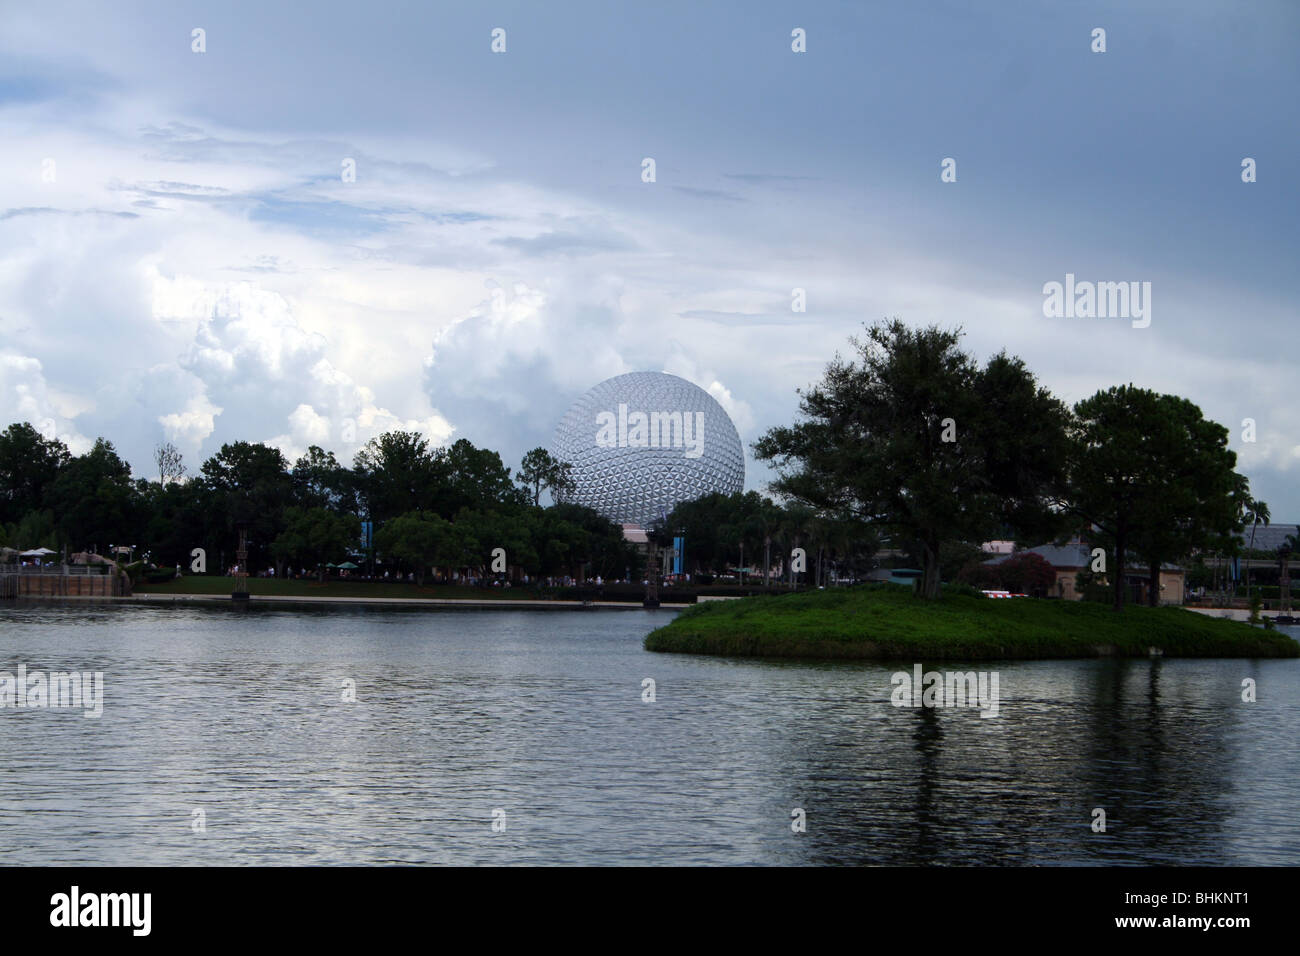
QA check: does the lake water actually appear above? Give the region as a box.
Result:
[1,601,1297,865]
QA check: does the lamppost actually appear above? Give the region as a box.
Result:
[232,523,249,601]
[643,526,664,608]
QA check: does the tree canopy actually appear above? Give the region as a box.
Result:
[754,320,1069,598]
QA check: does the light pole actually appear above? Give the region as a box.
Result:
[232,524,249,601]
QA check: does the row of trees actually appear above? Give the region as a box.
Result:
[664,490,878,585]
[0,423,628,584]
[754,319,1259,609]
[1,319,1275,605]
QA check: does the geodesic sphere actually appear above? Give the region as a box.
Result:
[550,371,745,528]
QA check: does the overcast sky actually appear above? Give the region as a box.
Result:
[2,1,1297,515]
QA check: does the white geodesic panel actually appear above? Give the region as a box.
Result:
[550,371,745,528]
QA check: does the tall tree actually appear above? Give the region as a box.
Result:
[353,431,441,526]
[517,447,576,506]
[754,320,1069,599]
[373,511,456,585]
[1068,386,1160,610]
[1070,386,1245,610]
[200,441,293,570]
[1125,395,1244,606]
[1243,498,1270,603]
[0,422,71,525]
[436,439,522,516]
[291,446,351,512]
[46,437,139,552]
[154,441,186,486]
[271,507,361,581]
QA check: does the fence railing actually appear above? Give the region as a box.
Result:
[0,563,112,575]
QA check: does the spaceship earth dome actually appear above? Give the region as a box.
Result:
[550,371,745,529]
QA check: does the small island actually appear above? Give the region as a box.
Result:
[644,585,1300,660]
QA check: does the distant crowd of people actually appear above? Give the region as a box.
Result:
[210,566,655,587]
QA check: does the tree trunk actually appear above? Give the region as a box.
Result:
[1147,563,1160,607]
[1246,525,1257,599]
[920,539,942,600]
[1282,554,1292,612]
[1112,528,1126,612]
[763,535,771,591]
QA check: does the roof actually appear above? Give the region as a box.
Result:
[1240,523,1300,552]
[866,568,923,583]
[985,543,1091,569]
[986,542,1183,572]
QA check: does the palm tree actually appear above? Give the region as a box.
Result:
[1280,530,1299,613]
[756,498,782,591]
[778,503,816,589]
[1244,499,1270,602]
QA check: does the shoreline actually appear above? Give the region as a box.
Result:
[65,593,690,611]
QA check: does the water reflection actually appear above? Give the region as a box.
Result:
[0,603,1295,865]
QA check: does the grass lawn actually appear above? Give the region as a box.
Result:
[644,583,1300,660]
[135,576,562,601]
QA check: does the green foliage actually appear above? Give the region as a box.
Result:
[1070,386,1245,610]
[665,490,877,585]
[3,509,59,551]
[645,584,1299,659]
[0,422,71,526]
[201,440,293,568]
[271,507,362,579]
[291,446,353,512]
[437,439,524,516]
[0,417,635,584]
[353,431,438,525]
[754,320,1069,599]
[536,503,635,579]
[942,541,987,582]
[45,438,138,551]
[372,511,459,584]
[517,447,575,506]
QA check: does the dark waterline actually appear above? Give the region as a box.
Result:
[1,602,1297,865]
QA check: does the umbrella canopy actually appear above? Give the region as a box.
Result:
[337,561,359,570]
[20,548,57,557]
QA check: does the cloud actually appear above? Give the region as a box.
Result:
[492,224,637,257]
[0,351,91,454]
[157,393,222,449]
[1,1,1297,520]
[722,173,817,187]
[155,278,454,464]
[671,185,745,203]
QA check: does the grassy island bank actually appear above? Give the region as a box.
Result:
[644,585,1300,660]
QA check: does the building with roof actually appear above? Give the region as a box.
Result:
[1238,523,1300,554]
[984,539,1186,605]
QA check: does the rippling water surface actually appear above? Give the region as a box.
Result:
[1,602,1297,865]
